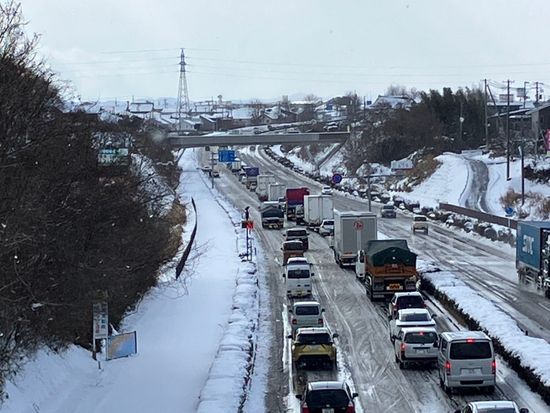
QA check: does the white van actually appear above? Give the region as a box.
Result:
[438,331,496,394]
[288,301,324,336]
[284,258,314,298]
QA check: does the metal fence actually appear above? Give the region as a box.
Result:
[438,202,517,230]
[176,198,197,279]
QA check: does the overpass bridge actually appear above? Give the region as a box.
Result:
[168,131,350,148]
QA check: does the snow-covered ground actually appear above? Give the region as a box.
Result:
[3,150,266,413]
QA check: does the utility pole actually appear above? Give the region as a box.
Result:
[535,81,540,106]
[459,99,464,142]
[484,79,489,149]
[523,81,529,108]
[506,79,512,181]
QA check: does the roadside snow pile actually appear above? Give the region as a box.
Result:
[420,262,550,388]
[195,167,261,413]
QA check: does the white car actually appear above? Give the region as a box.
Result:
[412,215,429,234]
[321,186,333,195]
[389,308,436,343]
[318,219,334,237]
[394,326,438,369]
[454,401,529,413]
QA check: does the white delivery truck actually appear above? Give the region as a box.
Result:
[303,195,334,228]
[332,210,377,268]
[268,183,286,202]
[256,174,276,202]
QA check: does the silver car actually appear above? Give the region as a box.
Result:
[394,326,438,369]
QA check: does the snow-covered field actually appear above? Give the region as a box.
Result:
[3,150,266,413]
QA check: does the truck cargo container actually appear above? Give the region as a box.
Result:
[268,183,286,202]
[303,195,334,228]
[286,187,310,222]
[256,174,276,202]
[230,159,241,172]
[260,204,284,229]
[243,166,260,190]
[332,211,377,267]
[516,221,550,298]
[356,239,418,300]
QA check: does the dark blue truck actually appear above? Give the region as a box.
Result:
[516,221,550,298]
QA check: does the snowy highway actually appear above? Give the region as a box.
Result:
[212,147,549,412]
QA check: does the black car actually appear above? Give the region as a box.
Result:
[297,381,358,413]
[380,204,397,218]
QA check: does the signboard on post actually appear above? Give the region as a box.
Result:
[93,302,109,340]
[391,160,414,171]
[218,149,236,163]
[107,331,137,360]
[332,173,342,184]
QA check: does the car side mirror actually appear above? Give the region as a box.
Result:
[287,334,293,339]
[431,313,437,318]
[296,394,302,400]
[519,409,529,413]
[288,309,293,313]
[321,308,325,313]
[453,410,461,413]
[352,393,359,399]
[311,273,315,276]
[332,333,339,339]
[282,273,285,277]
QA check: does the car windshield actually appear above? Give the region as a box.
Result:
[477,408,516,413]
[450,341,492,359]
[414,216,427,222]
[323,220,334,226]
[287,268,310,279]
[297,333,331,345]
[287,230,307,237]
[404,331,437,344]
[383,205,394,210]
[284,242,303,251]
[402,313,429,322]
[306,389,349,408]
[295,306,320,316]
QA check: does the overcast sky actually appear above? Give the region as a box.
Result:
[20,0,550,103]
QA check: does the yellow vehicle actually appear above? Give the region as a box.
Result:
[282,240,304,265]
[288,327,338,370]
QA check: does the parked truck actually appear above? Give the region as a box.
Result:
[516,221,550,298]
[256,174,276,202]
[286,187,310,222]
[230,158,241,173]
[243,166,260,190]
[356,239,418,300]
[332,211,377,267]
[268,183,286,202]
[303,195,334,229]
[260,204,284,229]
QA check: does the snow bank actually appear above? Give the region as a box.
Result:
[421,262,550,387]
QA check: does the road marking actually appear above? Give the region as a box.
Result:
[538,302,550,312]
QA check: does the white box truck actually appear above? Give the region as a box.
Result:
[257,174,276,202]
[304,195,334,228]
[268,183,286,202]
[332,211,377,267]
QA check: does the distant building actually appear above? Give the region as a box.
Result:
[369,95,414,110]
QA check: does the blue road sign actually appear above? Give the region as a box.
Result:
[332,173,343,184]
[218,150,236,163]
[504,206,514,217]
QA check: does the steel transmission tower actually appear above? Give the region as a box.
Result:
[176,48,190,129]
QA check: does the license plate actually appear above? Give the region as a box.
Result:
[462,368,482,375]
[388,283,402,290]
[322,409,334,413]
[415,349,427,354]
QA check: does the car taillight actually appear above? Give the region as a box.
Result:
[301,403,310,413]
[492,359,496,374]
[445,361,451,374]
[318,318,323,325]
[400,343,406,352]
[346,402,355,413]
[291,319,297,325]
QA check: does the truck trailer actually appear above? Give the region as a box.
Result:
[256,174,276,202]
[286,187,310,222]
[356,239,418,300]
[268,183,286,202]
[332,211,377,267]
[516,221,550,298]
[243,166,260,190]
[303,195,334,228]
